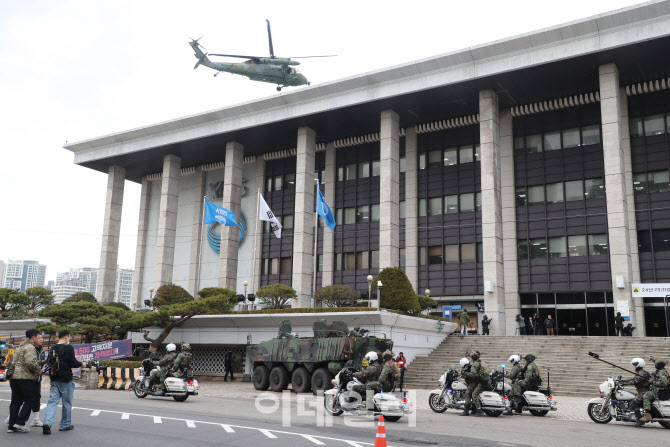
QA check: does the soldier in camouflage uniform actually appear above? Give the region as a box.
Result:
[461,351,489,416]
[0,339,8,365]
[351,351,382,410]
[504,355,524,415]
[511,354,540,412]
[148,343,178,390]
[622,358,651,426]
[639,358,668,423]
[377,351,400,391]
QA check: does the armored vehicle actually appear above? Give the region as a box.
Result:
[247,319,393,394]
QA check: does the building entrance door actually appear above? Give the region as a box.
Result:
[556,308,587,336]
[644,297,670,337]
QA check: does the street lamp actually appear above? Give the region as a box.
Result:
[367,275,373,308]
[425,289,431,297]
[243,281,249,308]
[377,281,383,311]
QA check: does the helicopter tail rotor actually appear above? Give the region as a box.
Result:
[189,37,209,69]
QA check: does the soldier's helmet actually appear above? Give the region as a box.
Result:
[470,351,481,361]
[630,358,645,368]
[655,358,667,369]
[180,343,191,351]
[382,350,394,361]
[508,354,520,364]
[524,354,536,363]
[459,358,470,367]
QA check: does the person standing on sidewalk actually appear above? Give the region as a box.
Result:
[223,350,235,381]
[7,329,42,433]
[614,312,625,336]
[42,330,88,435]
[544,315,555,336]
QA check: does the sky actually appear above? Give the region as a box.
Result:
[0,0,647,282]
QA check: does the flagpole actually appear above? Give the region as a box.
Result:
[251,188,261,295]
[312,179,319,308]
[195,196,206,297]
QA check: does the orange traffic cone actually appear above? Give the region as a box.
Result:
[374,414,387,447]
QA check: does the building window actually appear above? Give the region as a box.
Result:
[399,201,406,219]
[584,178,605,200]
[282,214,294,229]
[546,182,564,203]
[582,125,601,145]
[274,176,283,191]
[652,229,670,252]
[317,255,323,272]
[372,160,381,176]
[630,118,644,138]
[568,235,587,257]
[337,166,344,181]
[419,153,426,170]
[461,243,476,263]
[649,170,670,194]
[428,150,442,169]
[644,114,666,136]
[445,195,458,214]
[358,162,370,179]
[371,204,380,221]
[263,220,270,233]
[357,205,370,223]
[459,146,474,163]
[445,244,459,263]
[588,234,609,256]
[443,148,457,166]
[371,250,380,269]
[529,238,547,259]
[418,199,427,217]
[356,251,369,269]
[475,192,482,211]
[262,258,269,274]
[543,131,561,151]
[428,197,442,216]
[285,173,295,190]
[344,253,355,270]
[335,253,342,271]
[528,185,544,204]
[526,134,542,153]
[266,178,273,192]
[562,128,580,148]
[344,207,356,225]
[514,137,525,151]
[270,258,280,275]
[280,257,292,275]
[398,249,405,267]
[548,236,567,258]
[428,246,443,265]
[633,173,647,195]
[345,164,357,181]
[516,187,527,207]
[638,229,652,252]
[399,157,406,173]
[477,242,483,262]
[419,247,427,266]
[565,180,584,201]
[460,193,474,212]
[474,145,481,162]
[335,209,342,225]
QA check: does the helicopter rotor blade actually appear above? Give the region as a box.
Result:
[288,55,337,59]
[266,19,275,58]
[209,53,262,62]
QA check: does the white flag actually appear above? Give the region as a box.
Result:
[258,193,282,238]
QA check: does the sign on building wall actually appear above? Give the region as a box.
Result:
[632,283,670,298]
[616,301,631,322]
[71,339,132,363]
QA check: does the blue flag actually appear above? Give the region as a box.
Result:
[204,198,238,226]
[316,184,336,230]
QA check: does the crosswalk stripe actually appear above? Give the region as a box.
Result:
[40,404,47,410]
[259,429,277,439]
[121,413,129,420]
[91,410,101,416]
[302,435,326,445]
[186,420,196,428]
[153,417,162,424]
[344,442,365,447]
[221,424,235,433]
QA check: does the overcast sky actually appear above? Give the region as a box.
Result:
[0,0,646,281]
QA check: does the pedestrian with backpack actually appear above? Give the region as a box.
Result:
[42,330,88,435]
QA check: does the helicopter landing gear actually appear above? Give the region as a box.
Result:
[308,82,311,86]
[276,86,282,91]
[214,72,218,77]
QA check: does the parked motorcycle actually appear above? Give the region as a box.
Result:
[491,369,557,417]
[587,374,670,429]
[428,369,506,417]
[134,358,200,402]
[324,362,412,422]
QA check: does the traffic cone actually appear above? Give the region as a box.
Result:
[374,414,387,447]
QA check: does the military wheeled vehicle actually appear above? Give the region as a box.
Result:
[247,319,392,394]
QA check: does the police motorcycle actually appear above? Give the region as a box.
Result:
[587,353,670,429]
[324,358,412,422]
[428,358,507,417]
[494,356,557,417]
[134,356,199,402]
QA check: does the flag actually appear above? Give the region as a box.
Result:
[316,184,336,230]
[204,198,238,226]
[258,193,282,238]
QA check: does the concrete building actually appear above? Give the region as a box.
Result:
[0,261,5,290]
[2,260,46,292]
[53,284,87,304]
[114,268,134,308]
[64,2,670,336]
[56,267,98,296]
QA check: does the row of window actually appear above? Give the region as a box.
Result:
[419,145,481,170]
[419,243,483,266]
[630,113,670,138]
[263,215,293,232]
[261,257,293,275]
[419,192,482,216]
[337,160,381,181]
[517,234,608,260]
[638,229,670,253]
[516,178,605,206]
[633,170,670,195]
[266,173,296,192]
[334,204,381,225]
[514,125,601,153]
[334,250,380,271]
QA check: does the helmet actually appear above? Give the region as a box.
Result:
[460,358,470,368]
[166,343,177,352]
[630,358,645,368]
[364,351,378,363]
[508,355,520,364]
[470,351,480,361]
[383,350,394,361]
[655,359,667,369]
[524,354,536,363]
[180,343,191,351]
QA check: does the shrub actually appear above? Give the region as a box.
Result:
[417,295,437,312]
[256,284,297,309]
[152,284,193,307]
[63,292,97,304]
[314,284,360,308]
[105,302,130,311]
[198,287,238,306]
[232,307,373,315]
[373,268,420,313]
[98,360,142,368]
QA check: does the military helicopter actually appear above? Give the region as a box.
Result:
[189,20,335,91]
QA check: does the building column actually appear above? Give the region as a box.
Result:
[379,110,400,269]
[321,142,336,287]
[404,127,419,292]
[131,176,150,308]
[218,142,244,291]
[500,110,518,336]
[187,167,206,297]
[96,165,125,303]
[292,127,316,308]
[155,154,181,289]
[251,157,266,294]
[599,63,644,335]
[479,90,506,335]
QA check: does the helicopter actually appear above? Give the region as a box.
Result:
[189,20,335,91]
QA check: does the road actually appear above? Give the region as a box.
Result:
[0,382,668,446]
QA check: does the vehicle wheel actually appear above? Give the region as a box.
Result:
[311,368,334,395]
[253,365,270,391]
[384,416,402,422]
[428,393,449,413]
[483,410,503,417]
[587,403,612,424]
[659,421,670,429]
[529,409,549,417]
[324,394,343,416]
[270,366,290,392]
[134,380,148,398]
[291,367,312,393]
[173,395,189,402]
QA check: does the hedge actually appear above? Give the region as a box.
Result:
[98,360,142,368]
[231,307,374,315]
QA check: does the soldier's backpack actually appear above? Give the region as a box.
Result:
[170,351,193,376]
[47,345,66,378]
[523,363,543,391]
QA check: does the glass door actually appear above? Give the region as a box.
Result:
[556,308,588,336]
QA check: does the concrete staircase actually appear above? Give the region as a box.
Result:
[404,335,670,396]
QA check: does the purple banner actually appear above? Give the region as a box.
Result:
[71,339,132,363]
